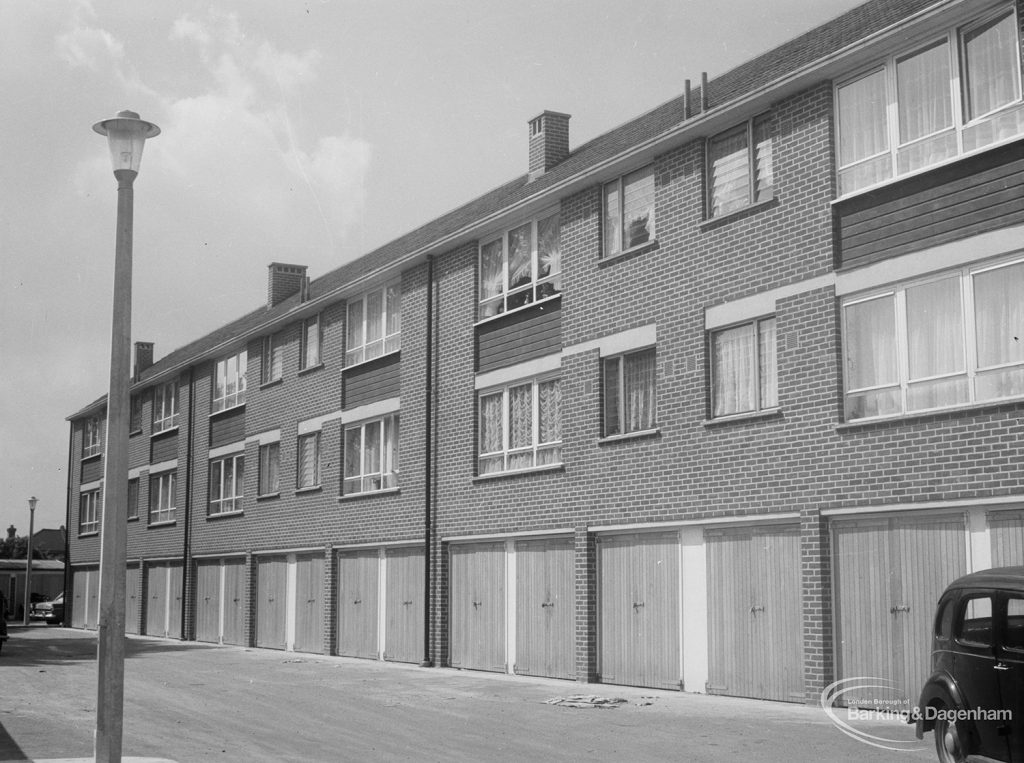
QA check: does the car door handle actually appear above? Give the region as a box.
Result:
[994,663,1011,671]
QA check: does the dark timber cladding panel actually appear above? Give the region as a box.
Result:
[150,430,178,463]
[80,457,103,484]
[476,299,561,374]
[836,140,1024,269]
[209,406,245,449]
[343,352,401,410]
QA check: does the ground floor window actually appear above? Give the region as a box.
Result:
[478,376,561,475]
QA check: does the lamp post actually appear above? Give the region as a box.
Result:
[22,496,36,626]
[92,110,159,763]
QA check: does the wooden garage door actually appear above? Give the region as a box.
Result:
[195,560,222,644]
[86,568,99,630]
[990,511,1024,567]
[256,556,288,650]
[384,547,424,664]
[293,554,325,654]
[146,562,183,638]
[599,532,680,690]
[71,569,90,629]
[222,558,246,646]
[337,550,379,658]
[707,525,803,702]
[515,537,574,680]
[125,566,141,635]
[450,542,505,672]
[833,514,967,709]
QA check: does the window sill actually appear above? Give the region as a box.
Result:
[298,363,325,377]
[599,239,658,267]
[78,530,99,538]
[338,487,401,502]
[127,516,139,523]
[210,403,245,419]
[343,350,400,374]
[207,509,243,520]
[256,492,281,502]
[700,197,778,231]
[129,429,142,437]
[152,425,179,437]
[474,293,561,328]
[81,452,102,462]
[599,428,661,445]
[147,520,176,529]
[836,397,1024,431]
[704,408,782,428]
[295,485,322,495]
[473,463,565,483]
[259,378,284,390]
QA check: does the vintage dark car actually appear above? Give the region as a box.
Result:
[917,567,1024,763]
[29,592,64,625]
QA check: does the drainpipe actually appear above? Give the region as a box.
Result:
[63,423,73,625]
[420,255,434,667]
[180,368,195,639]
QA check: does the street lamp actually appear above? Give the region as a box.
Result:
[22,496,36,626]
[92,109,159,763]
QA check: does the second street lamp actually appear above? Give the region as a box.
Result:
[22,496,36,626]
[92,109,159,763]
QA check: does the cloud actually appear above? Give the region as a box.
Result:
[55,25,124,70]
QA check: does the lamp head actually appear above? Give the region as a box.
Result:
[92,110,160,175]
[28,496,37,511]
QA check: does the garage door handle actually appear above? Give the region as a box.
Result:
[890,605,910,614]
[402,600,413,606]
[750,605,764,614]
[633,602,645,610]
[268,597,275,602]
[541,602,554,608]
[473,600,482,609]
[354,599,362,605]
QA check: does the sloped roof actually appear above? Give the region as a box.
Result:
[69,0,948,420]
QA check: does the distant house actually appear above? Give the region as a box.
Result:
[32,526,67,562]
[0,559,64,619]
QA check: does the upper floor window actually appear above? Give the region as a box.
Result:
[83,416,102,458]
[79,489,101,535]
[343,414,399,495]
[347,284,400,365]
[261,333,283,384]
[127,478,139,521]
[301,314,321,370]
[149,470,176,524]
[711,317,778,418]
[479,213,561,318]
[842,256,1024,420]
[603,167,654,257]
[213,350,247,413]
[708,116,773,217]
[209,453,244,515]
[152,380,179,433]
[836,7,1024,196]
[297,432,321,490]
[603,348,657,436]
[129,395,143,433]
[258,442,280,496]
[478,376,561,475]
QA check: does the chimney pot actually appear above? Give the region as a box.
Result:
[528,111,571,180]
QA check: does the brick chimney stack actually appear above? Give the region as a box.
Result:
[6,525,15,540]
[134,341,154,379]
[267,263,308,308]
[528,111,571,181]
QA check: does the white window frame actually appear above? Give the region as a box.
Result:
[477,375,562,475]
[710,316,779,418]
[478,211,561,319]
[602,166,655,258]
[79,489,101,535]
[152,379,179,433]
[209,453,244,516]
[603,346,658,436]
[149,470,177,524]
[301,313,322,370]
[296,432,321,490]
[258,441,280,496]
[83,416,102,458]
[212,350,247,413]
[343,414,400,495]
[835,5,1024,196]
[261,333,283,384]
[347,283,401,365]
[707,114,774,218]
[841,254,1024,421]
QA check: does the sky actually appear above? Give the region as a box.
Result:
[0,0,865,534]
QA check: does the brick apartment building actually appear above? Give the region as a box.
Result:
[66,0,1024,708]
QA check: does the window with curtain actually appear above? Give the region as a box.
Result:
[843,257,1024,420]
[83,415,102,457]
[478,377,561,474]
[153,380,179,432]
[708,115,773,217]
[297,432,321,490]
[262,333,283,384]
[209,453,244,515]
[836,7,1024,195]
[343,414,400,495]
[213,350,247,412]
[603,348,656,436]
[79,490,101,535]
[711,317,777,417]
[603,167,655,257]
[478,213,561,318]
[301,314,321,370]
[127,478,139,520]
[258,442,280,496]
[346,284,400,365]
[149,471,176,524]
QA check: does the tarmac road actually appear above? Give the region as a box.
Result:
[0,626,937,762]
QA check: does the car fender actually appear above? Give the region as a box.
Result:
[915,673,968,738]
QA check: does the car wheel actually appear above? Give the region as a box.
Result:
[934,711,969,763]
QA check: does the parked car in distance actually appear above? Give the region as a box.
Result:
[29,592,64,625]
[916,567,1024,763]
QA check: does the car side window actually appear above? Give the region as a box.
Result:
[1005,596,1024,652]
[956,595,994,646]
[935,596,955,640]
